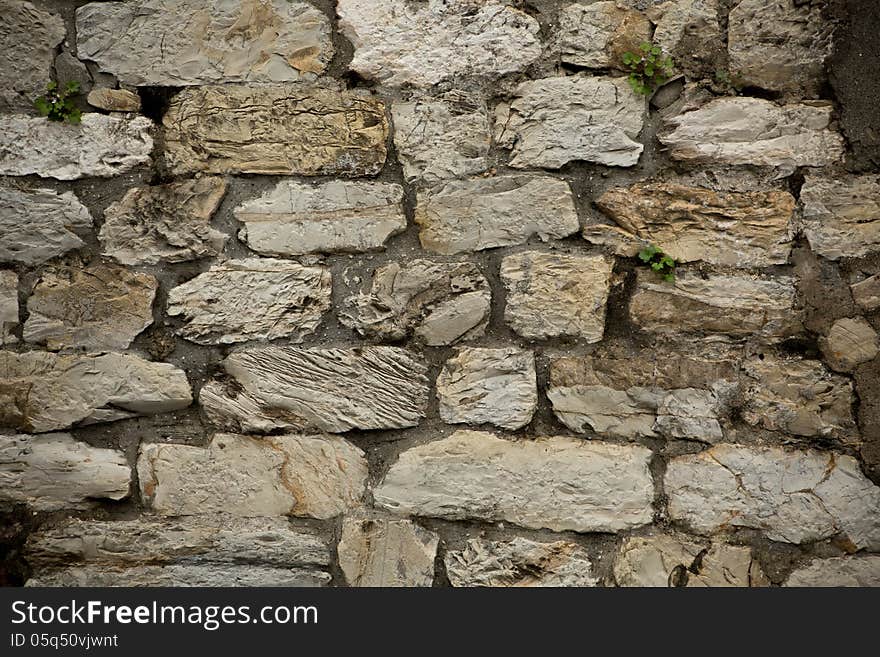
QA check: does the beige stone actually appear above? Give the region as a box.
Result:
[852,275,880,312]
[27,564,327,587]
[820,317,879,373]
[338,516,438,587]
[559,1,652,69]
[86,88,141,112]
[785,556,880,587]
[0,270,18,345]
[800,174,880,260]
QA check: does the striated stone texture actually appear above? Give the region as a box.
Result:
[659,97,844,168]
[665,444,880,548]
[0,351,192,433]
[629,269,802,341]
[199,347,429,433]
[100,178,228,265]
[86,88,141,113]
[800,174,880,260]
[820,317,879,373]
[0,114,153,180]
[337,0,541,88]
[0,434,130,511]
[445,537,598,588]
[23,263,158,351]
[0,186,93,266]
[138,434,367,519]
[374,430,655,533]
[0,0,66,111]
[76,0,332,87]
[415,176,579,254]
[495,76,646,168]
[162,84,387,176]
[340,260,490,346]
[392,92,490,185]
[592,182,795,267]
[234,180,405,256]
[559,1,652,69]
[166,259,331,345]
[1,271,18,345]
[500,252,614,342]
[338,516,438,588]
[852,275,880,312]
[785,556,880,587]
[27,564,326,587]
[436,348,537,431]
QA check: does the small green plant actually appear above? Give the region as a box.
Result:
[638,244,676,282]
[34,81,82,124]
[622,42,674,96]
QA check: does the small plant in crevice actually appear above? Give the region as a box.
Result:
[34,81,82,124]
[622,42,674,96]
[638,244,676,282]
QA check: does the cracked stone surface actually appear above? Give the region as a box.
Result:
[86,88,141,112]
[820,317,880,374]
[800,174,880,261]
[785,556,880,587]
[559,1,652,69]
[0,271,19,346]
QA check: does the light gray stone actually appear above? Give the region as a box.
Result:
[338,516,438,587]
[27,564,327,587]
[0,271,18,345]
[86,88,141,112]
[559,1,652,69]
[852,275,880,312]
[785,556,880,587]
[800,174,880,260]
[820,317,879,373]
[650,0,722,78]
[234,180,405,256]
[374,430,655,533]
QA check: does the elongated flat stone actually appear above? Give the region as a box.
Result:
[374,430,655,533]
[27,564,327,587]
[800,174,880,260]
[785,556,880,587]
[0,270,18,345]
[338,516,438,587]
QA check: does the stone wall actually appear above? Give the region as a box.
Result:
[1,0,879,588]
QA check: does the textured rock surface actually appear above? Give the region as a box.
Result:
[496,76,646,168]
[76,0,332,86]
[593,182,795,267]
[86,88,141,112]
[341,260,490,345]
[100,178,228,265]
[392,92,490,184]
[629,269,801,341]
[500,251,614,341]
[660,97,844,168]
[800,174,880,260]
[820,317,880,373]
[27,564,327,587]
[651,0,722,76]
[162,84,387,176]
[199,347,428,433]
[0,0,66,111]
[0,351,192,433]
[665,444,880,548]
[0,186,93,265]
[234,180,405,256]
[785,556,880,587]
[0,114,153,179]
[338,516,438,587]
[0,434,130,511]
[337,0,541,87]
[445,537,598,587]
[374,431,654,533]
[852,275,880,312]
[23,263,157,351]
[139,434,367,519]
[436,348,537,430]
[415,176,579,254]
[0,270,18,345]
[559,1,651,69]
[166,258,331,345]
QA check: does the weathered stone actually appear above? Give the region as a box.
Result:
[392,92,490,184]
[415,176,579,254]
[785,556,880,587]
[340,260,490,346]
[445,537,598,587]
[741,353,857,440]
[100,178,228,265]
[629,269,802,341]
[23,263,157,351]
[659,97,844,168]
[162,84,387,176]
[0,351,192,433]
[651,0,722,74]
[820,317,879,373]
[665,443,880,548]
[0,186,93,265]
[337,0,541,87]
[437,348,537,431]
[496,76,646,168]
[138,433,367,519]
[199,347,428,433]
[166,259,331,345]
[0,0,65,111]
[234,180,405,256]
[728,0,833,97]
[558,1,652,69]
[500,251,614,342]
[374,430,655,533]
[800,174,880,260]
[27,564,327,587]
[338,516,438,587]
[592,182,795,267]
[86,88,141,112]
[76,0,332,86]
[0,271,18,345]
[0,433,130,511]
[54,51,92,96]
[852,274,880,312]
[0,114,153,180]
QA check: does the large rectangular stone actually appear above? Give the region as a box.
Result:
[800,174,880,260]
